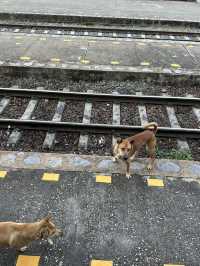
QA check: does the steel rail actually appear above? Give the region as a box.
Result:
[0,23,200,40]
[0,119,199,138]
[0,88,199,106]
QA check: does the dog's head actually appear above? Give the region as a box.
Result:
[37,215,63,239]
[116,137,133,161]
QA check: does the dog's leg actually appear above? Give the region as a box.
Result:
[147,138,156,170]
[112,155,119,162]
[125,161,131,179]
[129,151,138,162]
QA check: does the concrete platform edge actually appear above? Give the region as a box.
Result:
[0,150,199,180]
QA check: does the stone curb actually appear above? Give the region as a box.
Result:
[0,151,199,180]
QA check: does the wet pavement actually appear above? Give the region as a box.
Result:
[0,0,200,23]
[0,32,199,73]
[0,169,200,265]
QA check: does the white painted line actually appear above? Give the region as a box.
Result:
[127,33,132,38]
[78,90,93,150]
[184,36,190,40]
[98,32,103,36]
[141,34,146,38]
[14,29,20,33]
[43,88,68,149]
[44,30,49,34]
[170,35,175,40]
[136,92,148,125]
[112,92,121,146]
[0,98,10,114]
[70,31,75,35]
[84,31,89,36]
[30,29,35,33]
[113,32,117,37]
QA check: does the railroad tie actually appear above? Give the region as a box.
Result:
[187,93,200,130]
[163,92,190,151]
[136,91,148,126]
[112,91,121,146]
[0,97,10,114]
[7,88,40,146]
[42,88,69,149]
[193,107,200,125]
[78,90,93,150]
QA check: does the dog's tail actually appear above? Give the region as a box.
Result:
[144,122,158,134]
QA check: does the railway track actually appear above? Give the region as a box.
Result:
[0,87,199,159]
[1,24,200,42]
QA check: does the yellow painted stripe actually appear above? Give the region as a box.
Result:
[91,260,113,266]
[20,56,31,61]
[147,178,164,187]
[111,60,120,65]
[15,36,22,39]
[0,170,7,178]
[164,264,185,266]
[140,61,150,66]
[51,58,61,63]
[16,42,21,45]
[88,40,96,43]
[16,255,40,266]
[187,45,194,48]
[42,173,60,182]
[64,39,72,42]
[96,175,112,184]
[171,63,181,68]
[80,59,90,64]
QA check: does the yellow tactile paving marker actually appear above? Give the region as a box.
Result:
[140,61,150,66]
[80,59,90,64]
[164,264,185,266]
[147,178,164,187]
[51,58,61,63]
[0,170,7,179]
[16,255,40,266]
[96,175,112,184]
[42,173,60,182]
[20,56,31,61]
[91,259,113,266]
[110,60,120,65]
[171,63,181,68]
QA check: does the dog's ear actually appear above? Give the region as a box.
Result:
[116,137,122,144]
[130,139,135,144]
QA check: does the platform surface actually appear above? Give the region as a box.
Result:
[0,0,200,23]
[0,168,200,266]
[0,32,200,74]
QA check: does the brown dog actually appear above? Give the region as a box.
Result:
[0,215,62,251]
[113,122,158,178]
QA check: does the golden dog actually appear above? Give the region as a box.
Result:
[113,122,158,178]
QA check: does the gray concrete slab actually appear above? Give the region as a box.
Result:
[0,32,199,72]
[0,169,200,265]
[0,0,200,23]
